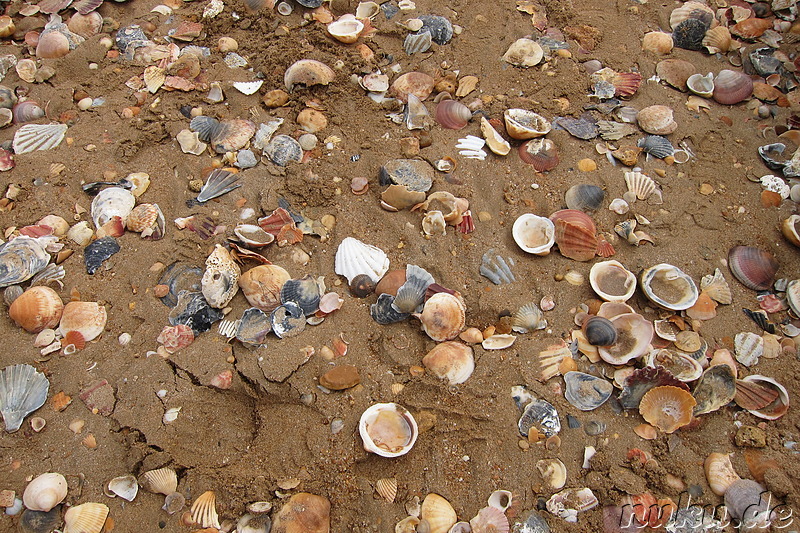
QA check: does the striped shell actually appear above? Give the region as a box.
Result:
[63,502,109,533]
[13,124,68,154]
[126,203,165,240]
[435,99,471,129]
[637,135,674,159]
[190,491,221,529]
[624,170,657,200]
[375,478,398,503]
[727,246,778,291]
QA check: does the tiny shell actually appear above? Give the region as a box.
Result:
[638,385,696,433]
[422,341,474,385]
[512,214,555,255]
[582,315,618,346]
[637,105,677,135]
[375,478,397,503]
[359,403,418,457]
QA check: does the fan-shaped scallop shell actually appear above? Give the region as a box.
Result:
[511,302,546,333]
[736,375,789,420]
[191,491,221,529]
[422,341,474,385]
[702,26,732,54]
[392,264,434,314]
[201,245,240,308]
[13,123,68,154]
[334,237,389,284]
[190,115,220,142]
[470,506,510,533]
[669,1,715,30]
[91,186,135,229]
[638,385,696,433]
[637,135,674,159]
[418,292,465,342]
[140,467,178,496]
[280,274,321,316]
[421,493,457,533]
[624,171,656,201]
[0,236,51,288]
[126,203,165,240]
[728,246,778,291]
[210,119,256,153]
[63,502,109,533]
[9,286,63,333]
[0,364,50,433]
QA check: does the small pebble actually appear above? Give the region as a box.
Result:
[235,149,258,169]
[319,365,360,390]
[699,183,714,195]
[735,425,766,448]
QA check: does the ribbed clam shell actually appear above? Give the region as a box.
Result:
[0,364,49,433]
[59,301,107,342]
[144,65,166,93]
[284,59,335,92]
[700,268,732,305]
[511,302,546,333]
[504,108,551,139]
[196,169,241,203]
[672,18,708,51]
[210,119,256,153]
[189,115,220,143]
[235,307,271,347]
[422,341,474,385]
[597,312,653,365]
[640,264,699,311]
[392,264,434,314]
[636,105,676,135]
[549,209,597,262]
[564,371,613,411]
[565,184,604,211]
[737,375,789,420]
[669,1,715,30]
[582,316,618,346]
[435,99,471,130]
[239,264,291,312]
[624,170,656,200]
[589,260,636,302]
[404,31,432,55]
[91,186,135,228]
[140,467,178,496]
[12,101,45,124]
[734,331,764,367]
[335,237,389,284]
[191,491,221,529]
[201,245,240,308]
[470,506,510,533]
[13,123,68,154]
[692,364,736,415]
[0,236,50,288]
[8,286,63,333]
[63,502,109,533]
[421,493,457,533]
[727,245,778,291]
[638,385,696,433]
[359,403,418,457]
[713,69,753,105]
[265,134,303,167]
[418,292,465,342]
[280,275,321,316]
[637,135,674,159]
[375,478,398,503]
[702,26,732,54]
[126,203,165,239]
[519,138,559,171]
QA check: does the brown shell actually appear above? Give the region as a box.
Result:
[36,31,69,59]
[8,285,63,333]
[637,105,677,135]
[519,138,559,171]
[238,265,291,312]
[730,17,772,39]
[702,26,732,54]
[67,11,103,39]
[752,82,783,102]
[655,59,697,92]
[638,385,696,433]
[549,209,598,262]
[375,269,407,296]
[642,32,673,54]
[272,492,331,533]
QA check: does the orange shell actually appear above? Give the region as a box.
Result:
[8,286,64,333]
[418,292,466,342]
[730,17,772,39]
[390,72,435,103]
[127,204,159,232]
[550,209,598,262]
[639,385,696,433]
[58,301,107,342]
[272,492,331,533]
[238,264,291,312]
[64,330,86,350]
[685,291,717,321]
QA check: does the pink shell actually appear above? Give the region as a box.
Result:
[713,70,754,105]
[519,138,559,171]
[435,99,471,129]
[728,245,778,291]
[157,324,195,354]
[470,506,510,533]
[257,207,295,236]
[210,370,232,389]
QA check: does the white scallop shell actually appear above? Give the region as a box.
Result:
[700,268,732,305]
[512,214,555,255]
[232,80,264,95]
[140,467,178,495]
[13,123,68,154]
[1,363,50,433]
[624,170,656,200]
[334,237,389,284]
[90,186,136,229]
[734,331,763,367]
[190,491,220,529]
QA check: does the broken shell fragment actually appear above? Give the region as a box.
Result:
[692,364,736,416]
[537,458,567,491]
[480,116,510,156]
[736,375,789,420]
[504,108,551,139]
[686,72,714,98]
[190,491,221,529]
[502,38,543,67]
[327,14,364,43]
[705,452,741,496]
[518,398,561,438]
[422,341,474,385]
[107,475,138,501]
[512,214,555,255]
[638,385,696,433]
[564,371,613,411]
[640,264,699,311]
[546,488,598,520]
[284,59,335,92]
[359,402,418,457]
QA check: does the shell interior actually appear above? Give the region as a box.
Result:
[563,371,613,411]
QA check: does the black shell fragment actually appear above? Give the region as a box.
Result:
[84,236,120,275]
[168,291,223,336]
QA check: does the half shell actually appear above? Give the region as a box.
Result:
[8,286,63,333]
[589,260,636,302]
[638,385,696,433]
[640,264,699,311]
[417,292,465,341]
[597,312,653,365]
[359,402,418,457]
[512,214,555,255]
[284,59,335,92]
[0,236,51,288]
[58,301,107,343]
[22,472,67,512]
[140,467,177,496]
[564,371,613,411]
[504,108,551,140]
[728,246,778,291]
[91,186,135,229]
[63,502,108,533]
[12,123,68,154]
[190,491,221,529]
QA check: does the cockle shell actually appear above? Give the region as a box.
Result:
[36,29,70,59]
[504,108,551,139]
[67,11,103,39]
[519,138,559,171]
[335,237,389,284]
[597,312,653,365]
[728,246,778,291]
[589,260,636,302]
[642,31,673,54]
[91,187,135,229]
[390,72,434,103]
[512,214,555,255]
[640,264,699,311]
[59,301,107,343]
[421,493,457,533]
[23,472,67,512]
[284,59,335,92]
[107,475,138,501]
[417,292,465,341]
[375,478,397,503]
[638,385,696,433]
[201,245,240,308]
[8,286,63,333]
[511,302,546,333]
[191,491,221,529]
[702,26,733,54]
[422,341,474,385]
[713,70,753,105]
[645,349,703,382]
[140,467,177,496]
[63,502,108,533]
[637,105,677,135]
[126,203,165,240]
[239,264,291,312]
[359,402,418,457]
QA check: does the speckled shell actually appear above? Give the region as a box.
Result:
[637,105,677,135]
[265,134,303,167]
[418,292,466,341]
[8,286,63,333]
[201,245,241,308]
[713,69,754,105]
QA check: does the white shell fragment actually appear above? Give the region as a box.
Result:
[91,186,136,229]
[13,124,68,154]
[232,80,264,95]
[456,135,487,160]
[334,237,389,284]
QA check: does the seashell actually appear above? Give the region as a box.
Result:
[0,85,16,110]
[375,478,397,503]
[511,302,547,333]
[589,260,636,302]
[538,341,573,380]
[435,99,471,130]
[642,31,673,54]
[702,26,732,54]
[83,236,120,275]
[479,249,516,285]
[390,72,435,103]
[724,479,772,528]
[731,17,772,39]
[348,274,376,299]
[0,236,50,289]
[22,473,66,512]
[536,458,567,491]
[404,30,432,55]
[417,292,465,341]
[504,108,550,140]
[192,169,240,206]
[518,398,560,437]
[264,134,303,167]
[640,264,699,311]
[638,385,696,433]
[519,138,559,171]
[163,492,186,515]
[546,488,598,519]
[210,119,256,153]
[422,341,474,385]
[421,493,457,533]
[201,245,240,308]
[637,105,677,135]
[284,59,335,92]
[189,115,219,143]
[645,349,703,382]
[140,467,177,496]
[670,1,715,30]
[156,324,194,354]
[239,265,291,312]
[482,334,516,350]
[736,375,789,420]
[692,364,736,415]
[637,135,674,159]
[168,291,223,336]
[470,506,509,533]
[502,38,543,68]
[393,264,434,314]
[235,307,271,347]
[479,116,510,156]
[191,491,220,529]
[549,209,597,262]
[359,402,418,457]
[12,100,45,125]
[335,237,389,284]
[396,516,421,533]
[618,366,689,410]
[712,70,753,105]
[512,214,555,255]
[376,270,407,297]
[582,316,618,346]
[297,108,327,133]
[417,14,453,45]
[233,224,274,248]
[672,18,709,51]
[36,29,70,59]
[270,302,305,338]
[58,301,106,344]
[788,279,800,316]
[91,187,135,229]
[0,15,14,39]
[370,293,410,324]
[686,72,714,98]
[360,72,389,93]
[327,14,364,44]
[565,184,604,212]
[13,123,68,154]
[280,275,321,316]
[67,11,103,39]
[727,246,778,291]
[598,312,653,365]
[591,68,642,98]
[157,263,203,308]
[564,371,613,411]
[487,490,513,513]
[107,475,138,501]
[126,203,165,240]
[422,210,446,236]
[9,286,63,334]
[380,159,434,192]
[63,502,108,533]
